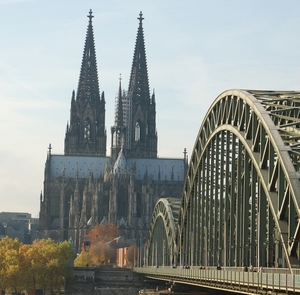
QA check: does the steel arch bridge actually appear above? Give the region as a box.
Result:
[148,197,181,266]
[148,89,300,273]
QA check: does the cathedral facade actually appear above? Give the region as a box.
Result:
[39,10,187,251]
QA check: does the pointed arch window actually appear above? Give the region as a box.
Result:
[135,121,140,142]
[50,188,60,219]
[84,119,91,140]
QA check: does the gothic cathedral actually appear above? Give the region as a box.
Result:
[39,10,187,251]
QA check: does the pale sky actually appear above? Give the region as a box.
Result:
[0,0,299,217]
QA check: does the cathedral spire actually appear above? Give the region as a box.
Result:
[64,10,106,156]
[76,9,100,102]
[116,74,124,126]
[128,11,150,103]
[124,12,157,159]
[111,75,126,162]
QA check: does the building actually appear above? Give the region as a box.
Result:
[39,10,187,251]
[0,212,39,243]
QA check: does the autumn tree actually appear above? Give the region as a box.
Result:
[89,241,108,265]
[77,223,119,266]
[86,223,118,243]
[0,237,9,292]
[0,237,73,294]
[0,237,23,293]
[53,240,74,290]
[30,239,73,294]
[18,244,34,290]
[74,251,93,267]
[126,245,138,266]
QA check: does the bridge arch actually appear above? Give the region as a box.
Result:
[147,197,180,266]
[177,89,300,273]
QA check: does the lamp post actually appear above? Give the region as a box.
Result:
[224,221,227,268]
[204,226,208,268]
[155,241,158,266]
[139,236,142,267]
[163,239,165,267]
[151,242,154,266]
[273,226,282,268]
[257,211,260,269]
[143,242,146,267]
[134,246,136,267]
[263,240,269,267]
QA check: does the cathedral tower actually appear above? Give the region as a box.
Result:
[122,12,158,159]
[39,11,186,250]
[65,10,106,156]
[111,76,126,162]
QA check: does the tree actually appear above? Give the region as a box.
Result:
[0,237,9,292]
[30,239,73,294]
[86,223,118,244]
[0,237,23,293]
[0,237,73,294]
[74,251,92,267]
[18,244,34,291]
[89,241,111,265]
[52,240,74,291]
[126,245,138,266]
[82,223,119,266]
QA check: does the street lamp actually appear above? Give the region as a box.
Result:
[163,239,165,267]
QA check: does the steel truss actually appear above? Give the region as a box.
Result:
[177,89,300,273]
[148,198,180,267]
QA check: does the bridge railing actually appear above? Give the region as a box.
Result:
[134,266,300,293]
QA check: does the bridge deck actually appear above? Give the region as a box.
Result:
[134,266,300,294]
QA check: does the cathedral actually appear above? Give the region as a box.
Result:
[39,10,187,251]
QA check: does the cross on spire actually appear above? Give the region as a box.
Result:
[138,11,144,25]
[47,143,52,159]
[48,143,52,154]
[88,9,94,23]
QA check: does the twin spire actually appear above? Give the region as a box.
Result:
[66,10,157,159]
[128,11,150,102]
[116,74,124,127]
[77,9,148,104]
[76,9,100,102]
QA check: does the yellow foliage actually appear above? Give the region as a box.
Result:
[0,237,74,294]
[74,251,93,266]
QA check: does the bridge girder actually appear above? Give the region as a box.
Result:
[176,89,300,273]
[148,198,179,266]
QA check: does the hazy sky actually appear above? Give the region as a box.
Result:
[0,0,299,217]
